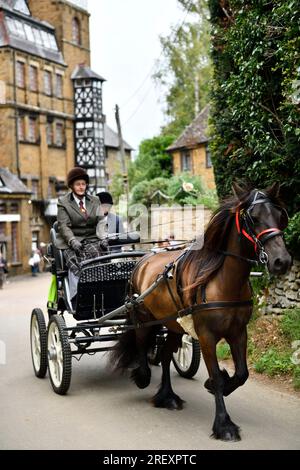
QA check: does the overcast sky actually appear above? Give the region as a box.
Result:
[89,0,184,151]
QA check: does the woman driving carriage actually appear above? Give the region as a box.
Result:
[55,167,107,306]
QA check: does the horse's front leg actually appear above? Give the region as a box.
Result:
[152,331,184,410]
[222,328,249,396]
[199,332,241,441]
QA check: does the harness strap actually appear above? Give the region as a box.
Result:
[125,298,253,330]
[178,299,253,318]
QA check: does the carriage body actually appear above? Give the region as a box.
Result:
[30,225,200,395]
[30,225,146,394]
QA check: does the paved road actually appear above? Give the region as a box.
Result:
[0,273,299,450]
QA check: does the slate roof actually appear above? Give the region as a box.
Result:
[167,105,210,151]
[0,168,31,195]
[104,124,133,151]
[71,64,106,82]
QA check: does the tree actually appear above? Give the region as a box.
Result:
[208,0,300,256]
[154,0,212,137]
[129,134,175,188]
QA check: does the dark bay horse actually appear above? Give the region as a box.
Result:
[111,183,291,441]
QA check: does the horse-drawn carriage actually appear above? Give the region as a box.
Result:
[30,225,201,395]
[30,184,291,441]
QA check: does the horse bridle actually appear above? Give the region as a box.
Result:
[235,190,288,264]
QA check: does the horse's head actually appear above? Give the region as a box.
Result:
[233,182,292,275]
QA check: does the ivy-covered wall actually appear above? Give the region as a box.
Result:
[208,0,300,256]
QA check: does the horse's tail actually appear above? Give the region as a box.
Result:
[110,325,160,373]
[110,328,138,372]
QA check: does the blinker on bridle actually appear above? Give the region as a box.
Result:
[235,190,287,264]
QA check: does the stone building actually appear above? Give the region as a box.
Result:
[0,0,132,274]
[167,105,215,190]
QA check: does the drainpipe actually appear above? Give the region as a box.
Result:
[13,50,20,179]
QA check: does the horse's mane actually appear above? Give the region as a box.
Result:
[179,184,283,302]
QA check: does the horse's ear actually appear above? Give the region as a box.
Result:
[232,182,245,200]
[267,182,280,199]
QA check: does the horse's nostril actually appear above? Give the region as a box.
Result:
[274,258,283,268]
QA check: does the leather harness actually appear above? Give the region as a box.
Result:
[128,191,287,329]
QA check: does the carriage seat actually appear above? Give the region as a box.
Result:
[48,221,67,272]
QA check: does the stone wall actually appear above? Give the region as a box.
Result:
[263,260,300,314]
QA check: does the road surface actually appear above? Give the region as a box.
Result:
[0,273,299,450]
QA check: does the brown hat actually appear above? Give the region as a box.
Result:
[67,167,89,187]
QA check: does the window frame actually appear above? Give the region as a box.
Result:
[55,121,64,147]
[28,116,38,143]
[205,144,212,169]
[16,61,25,88]
[72,17,81,45]
[29,65,38,92]
[44,70,52,96]
[55,73,63,98]
[180,150,192,172]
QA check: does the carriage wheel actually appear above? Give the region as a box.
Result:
[148,344,162,365]
[148,333,166,366]
[172,334,201,379]
[47,314,72,395]
[30,308,48,378]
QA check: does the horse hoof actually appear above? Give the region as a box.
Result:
[131,367,151,389]
[212,421,241,442]
[152,393,184,410]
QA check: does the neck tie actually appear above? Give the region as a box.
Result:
[79,200,88,219]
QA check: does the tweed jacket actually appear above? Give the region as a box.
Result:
[55,192,106,249]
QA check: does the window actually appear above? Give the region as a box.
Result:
[31,180,39,199]
[10,203,19,214]
[205,145,212,168]
[46,120,53,146]
[14,20,26,38]
[55,122,64,147]
[16,61,25,88]
[0,204,6,214]
[32,27,43,47]
[28,117,38,143]
[24,23,35,42]
[31,231,39,252]
[181,151,192,172]
[11,222,19,263]
[29,65,38,92]
[18,115,25,141]
[72,17,81,45]
[44,70,52,96]
[55,74,63,98]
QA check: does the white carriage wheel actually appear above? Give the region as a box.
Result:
[30,308,47,378]
[172,334,201,379]
[47,315,72,395]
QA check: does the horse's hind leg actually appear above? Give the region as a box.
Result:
[131,326,154,389]
[199,332,241,441]
[152,331,184,410]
